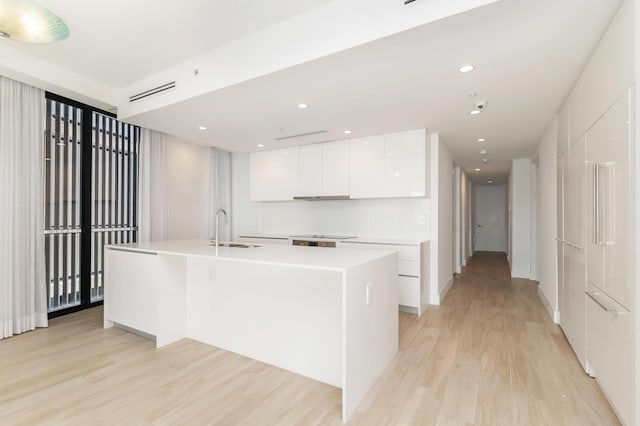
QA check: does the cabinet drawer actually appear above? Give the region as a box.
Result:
[340,242,419,260]
[399,276,419,308]
[399,260,419,277]
[586,284,633,425]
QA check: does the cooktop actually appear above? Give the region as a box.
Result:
[290,234,357,240]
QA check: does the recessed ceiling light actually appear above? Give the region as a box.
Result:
[488,180,493,184]
[297,103,308,109]
[257,144,264,148]
[477,138,485,142]
[470,110,481,115]
[198,126,207,131]
[482,158,489,164]
[344,130,352,134]
[480,149,488,155]
[459,65,475,73]
[475,168,481,171]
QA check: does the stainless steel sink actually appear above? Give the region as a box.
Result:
[210,242,260,248]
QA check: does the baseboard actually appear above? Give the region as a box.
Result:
[439,276,454,302]
[537,286,560,324]
[511,268,529,279]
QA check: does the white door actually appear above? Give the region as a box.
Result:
[473,183,508,253]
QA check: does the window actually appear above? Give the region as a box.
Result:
[44,94,140,315]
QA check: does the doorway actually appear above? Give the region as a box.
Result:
[473,183,508,253]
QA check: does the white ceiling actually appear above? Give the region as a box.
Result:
[2,0,622,183]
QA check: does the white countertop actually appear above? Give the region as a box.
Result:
[106,239,397,271]
[237,233,428,245]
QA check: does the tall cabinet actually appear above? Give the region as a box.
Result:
[584,90,634,424]
[558,88,635,425]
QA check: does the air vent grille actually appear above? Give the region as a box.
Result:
[129,81,176,103]
[275,130,328,141]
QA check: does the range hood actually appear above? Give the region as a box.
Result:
[293,195,350,201]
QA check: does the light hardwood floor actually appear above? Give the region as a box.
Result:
[0,252,620,425]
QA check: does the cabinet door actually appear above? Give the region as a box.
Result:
[586,283,633,425]
[322,142,350,196]
[591,91,632,309]
[563,244,588,371]
[349,135,385,198]
[566,136,586,248]
[250,147,299,201]
[384,130,426,197]
[557,101,570,156]
[298,145,323,196]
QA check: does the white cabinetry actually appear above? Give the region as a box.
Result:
[349,135,385,198]
[297,142,350,197]
[586,93,632,309]
[339,239,429,315]
[584,90,633,426]
[349,129,427,199]
[561,134,587,371]
[384,130,427,197]
[250,147,299,201]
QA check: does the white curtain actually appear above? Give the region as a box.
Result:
[208,147,232,240]
[0,76,47,339]
[138,129,168,242]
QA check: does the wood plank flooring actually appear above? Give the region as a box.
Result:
[0,252,620,425]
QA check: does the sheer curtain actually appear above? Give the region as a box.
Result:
[208,147,232,240]
[0,76,47,339]
[138,129,168,242]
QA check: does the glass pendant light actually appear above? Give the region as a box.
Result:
[0,0,69,43]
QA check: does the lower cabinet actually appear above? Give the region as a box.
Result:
[586,283,633,425]
[339,240,429,315]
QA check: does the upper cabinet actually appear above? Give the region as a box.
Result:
[250,128,428,201]
[249,147,299,201]
[349,135,385,198]
[384,130,427,197]
[297,142,350,197]
[349,129,427,199]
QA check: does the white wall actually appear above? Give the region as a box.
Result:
[165,135,210,240]
[535,118,558,319]
[435,135,453,303]
[460,171,470,266]
[510,158,532,279]
[231,153,260,239]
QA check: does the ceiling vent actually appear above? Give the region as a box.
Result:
[275,130,328,141]
[129,81,176,103]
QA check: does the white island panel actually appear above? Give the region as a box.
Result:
[187,257,343,387]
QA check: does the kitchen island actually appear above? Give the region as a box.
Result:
[103,239,398,422]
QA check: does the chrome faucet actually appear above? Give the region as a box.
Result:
[215,208,229,254]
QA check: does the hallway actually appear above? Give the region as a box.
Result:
[352,251,619,424]
[0,253,620,425]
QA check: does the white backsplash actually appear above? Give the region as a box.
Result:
[259,197,430,239]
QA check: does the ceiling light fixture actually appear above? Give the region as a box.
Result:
[477,138,485,142]
[482,158,489,164]
[475,168,481,171]
[344,130,352,134]
[470,110,481,115]
[297,103,308,109]
[459,65,475,73]
[488,179,493,184]
[198,126,207,131]
[480,149,488,155]
[0,0,69,43]
[257,144,264,148]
